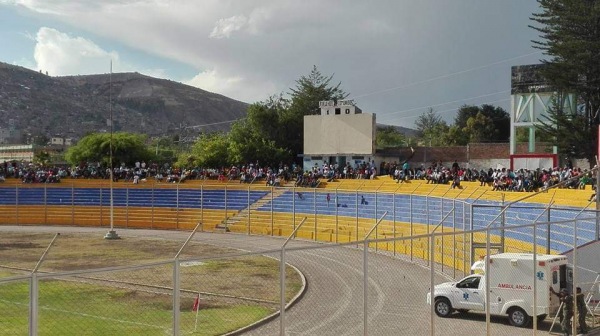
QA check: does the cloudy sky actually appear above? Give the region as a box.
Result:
[0,0,546,128]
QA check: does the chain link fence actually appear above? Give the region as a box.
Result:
[1,180,599,335]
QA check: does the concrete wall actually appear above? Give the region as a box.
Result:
[564,241,600,303]
[304,113,375,156]
[376,143,568,172]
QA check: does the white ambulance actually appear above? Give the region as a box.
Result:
[426,253,568,327]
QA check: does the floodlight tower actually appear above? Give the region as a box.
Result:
[509,64,576,168]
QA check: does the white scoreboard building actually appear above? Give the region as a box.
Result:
[303,100,376,171]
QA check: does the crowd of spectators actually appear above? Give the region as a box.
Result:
[0,159,595,194]
[0,161,302,186]
[380,159,595,192]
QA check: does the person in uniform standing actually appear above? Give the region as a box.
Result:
[576,287,588,334]
[551,287,573,336]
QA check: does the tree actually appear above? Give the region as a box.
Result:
[426,122,451,146]
[415,108,445,137]
[376,126,407,149]
[537,94,594,162]
[227,98,291,165]
[530,0,600,164]
[454,104,510,143]
[30,133,49,146]
[464,112,499,143]
[415,108,449,145]
[285,66,348,157]
[444,125,469,146]
[33,150,51,167]
[151,136,179,165]
[180,132,230,169]
[65,132,154,166]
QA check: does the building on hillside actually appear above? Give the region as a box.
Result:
[1,119,22,144]
[0,144,35,163]
[303,100,375,171]
[50,137,74,147]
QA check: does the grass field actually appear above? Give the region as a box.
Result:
[0,232,303,335]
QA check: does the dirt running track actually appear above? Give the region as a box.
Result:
[0,226,567,336]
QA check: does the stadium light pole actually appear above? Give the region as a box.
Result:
[105,60,120,240]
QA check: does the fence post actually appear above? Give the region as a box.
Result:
[375,190,378,252]
[151,183,155,229]
[393,191,396,257]
[247,186,251,235]
[125,187,129,228]
[293,186,296,230]
[270,186,274,236]
[363,239,368,336]
[176,182,180,230]
[440,198,443,273]
[429,231,435,336]
[485,227,491,335]
[29,273,38,336]
[44,183,47,225]
[533,213,539,331]
[356,190,359,247]
[280,248,286,335]
[425,195,429,266]
[469,204,475,271]
[15,184,19,225]
[99,183,103,226]
[452,199,456,279]
[462,201,466,275]
[547,207,551,254]
[224,185,228,229]
[173,258,180,336]
[572,219,579,336]
[200,184,204,231]
[71,182,74,226]
[314,189,318,242]
[500,194,506,253]
[409,193,413,261]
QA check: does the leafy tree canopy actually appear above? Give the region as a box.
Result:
[284,66,348,156]
[65,132,154,167]
[415,104,509,146]
[179,132,230,169]
[537,94,595,162]
[376,126,407,149]
[415,108,445,137]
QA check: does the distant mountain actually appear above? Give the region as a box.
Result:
[0,62,249,142]
[376,123,418,137]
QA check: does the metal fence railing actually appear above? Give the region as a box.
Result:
[1,180,599,335]
[1,219,598,335]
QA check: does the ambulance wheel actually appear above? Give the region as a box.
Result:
[507,307,530,327]
[434,298,452,317]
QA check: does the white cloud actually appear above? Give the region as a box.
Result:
[209,15,248,39]
[184,69,274,103]
[1,1,544,126]
[33,27,118,76]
